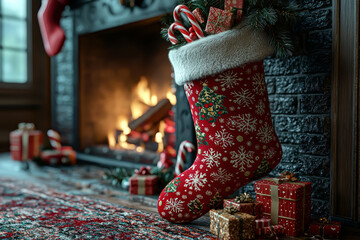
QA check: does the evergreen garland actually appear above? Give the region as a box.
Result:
[161,0,298,58]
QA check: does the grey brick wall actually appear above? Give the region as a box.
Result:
[240,0,332,218]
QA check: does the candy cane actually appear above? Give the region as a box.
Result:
[47,129,62,150]
[175,140,195,177]
[173,5,204,40]
[168,22,192,44]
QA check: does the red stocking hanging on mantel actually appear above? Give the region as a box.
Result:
[157,25,283,223]
[38,0,71,56]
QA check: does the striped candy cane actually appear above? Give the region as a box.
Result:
[175,140,195,177]
[168,22,192,44]
[47,129,62,150]
[173,5,204,40]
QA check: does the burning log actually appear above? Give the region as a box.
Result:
[129,98,172,132]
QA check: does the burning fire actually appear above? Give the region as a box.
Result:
[108,76,176,153]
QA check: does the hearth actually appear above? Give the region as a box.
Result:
[51,0,197,168]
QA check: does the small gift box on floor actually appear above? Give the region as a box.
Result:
[223,193,263,219]
[210,208,256,240]
[10,123,43,161]
[263,225,285,237]
[254,172,311,237]
[255,218,271,236]
[308,218,341,239]
[205,7,234,34]
[129,166,159,195]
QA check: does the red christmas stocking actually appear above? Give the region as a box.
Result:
[157,25,282,223]
[38,0,71,56]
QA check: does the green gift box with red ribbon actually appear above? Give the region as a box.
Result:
[254,178,311,237]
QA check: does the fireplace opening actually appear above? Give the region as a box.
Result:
[78,17,175,166]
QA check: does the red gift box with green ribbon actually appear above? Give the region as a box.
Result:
[254,178,311,236]
[129,167,159,195]
[308,220,341,239]
[10,123,43,161]
[205,7,234,34]
[223,199,263,219]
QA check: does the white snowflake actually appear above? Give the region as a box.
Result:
[257,122,274,143]
[263,147,276,160]
[210,168,233,184]
[201,148,222,168]
[232,114,257,134]
[214,129,235,148]
[184,170,208,191]
[231,89,255,107]
[252,73,267,96]
[164,198,184,214]
[255,100,266,115]
[215,70,242,88]
[230,146,255,171]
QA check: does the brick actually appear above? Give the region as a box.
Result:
[264,56,305,76]
[301,176,330,201]
[300,94,330,114]
[307,30,332,51]
[275,116,326,133]
[311,200,330,217]
[298,9,332,31]
[301,0,331,10]
[276,75,326,94]
[301,53,332,74]
[269,96,297,114]
[265,77,276,94]
[281,145,299,163]
[299,155,330,178]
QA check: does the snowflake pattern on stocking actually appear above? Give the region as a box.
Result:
[230,146,255,171]
[201,148,222,168]
[164,198,184,214]
[231,114,257,134]
[215,70,242,88]
[231,89,255,107]
[184,171,208,191]
[255,100,266,115]
[252,73,267,96]
[210,168,233,184]
[213,129,235,148]
[257,122,274,143]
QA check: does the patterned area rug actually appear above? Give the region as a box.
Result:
[0,178,217,240]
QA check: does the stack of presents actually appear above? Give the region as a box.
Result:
[209,172,342,239]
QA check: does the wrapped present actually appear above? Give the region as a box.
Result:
[308,220,341,239]
[10,123,43,161]
[129,167,159,195]
[40,146,76,165]
[224,0,244,25]
[205,7,234,34]
[255,178,311,236]
[192,8,205,24]
[255,218,271,236]
[223,198,263,219]
[210,209,256,240]
[263,225,285,237]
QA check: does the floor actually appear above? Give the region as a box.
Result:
[1,152,359,239]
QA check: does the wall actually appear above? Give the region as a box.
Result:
[241,0,332,217]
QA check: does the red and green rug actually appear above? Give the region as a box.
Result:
[0,178,217,239]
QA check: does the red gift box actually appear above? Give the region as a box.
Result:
[255,218,271,236]
[205,7,234,34]
[40,146,76,165]
[223,199,263,219]
[263,225,285,236]
[255,178,311,236]
[10,124,43,161]
[308,221,341,239]
[224,0,244,25]
[129,175,159,195]
[192,8,205,24]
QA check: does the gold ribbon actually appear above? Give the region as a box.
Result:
[22,131,29,161]
[136,176,147,195]
[264,178,307,232]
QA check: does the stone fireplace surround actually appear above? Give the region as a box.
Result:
[51,0,334,218]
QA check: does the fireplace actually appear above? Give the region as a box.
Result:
[51,0,197,168]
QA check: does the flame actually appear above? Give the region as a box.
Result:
[155,132,164,152]
[108,131,116,149]
[166,90,177,105]
[117,117,131,135]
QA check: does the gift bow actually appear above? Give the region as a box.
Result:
[278,171,298,182]
[319,217,330,224]
[18,122,35,131]
[234,193,255,203]
[135,166,152,175]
